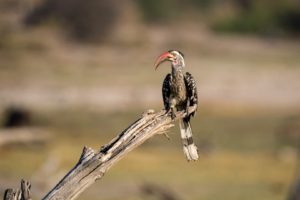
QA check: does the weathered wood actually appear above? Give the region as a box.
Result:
[3,189,22,200]
[21,179,32,200]
[42,108,195,200]
[3,107,195,200]
[3,179,31,200]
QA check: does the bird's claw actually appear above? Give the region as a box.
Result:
[185,107,189,116]
[165,108,171,115]
[165,108,176,120]
[171,111,176,120]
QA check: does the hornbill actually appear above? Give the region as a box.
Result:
[154,50,199,161]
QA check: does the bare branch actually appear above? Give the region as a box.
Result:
[3,107,195,200]
[3,179,31,200]
[21,179,32,200]
[3,189,22,200]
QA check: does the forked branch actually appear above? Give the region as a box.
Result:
[3,107,196,200]
[3,179,31,200]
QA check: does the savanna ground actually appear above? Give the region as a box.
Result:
[0,2,300,200]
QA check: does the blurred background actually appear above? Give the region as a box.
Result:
[0,0,300,199]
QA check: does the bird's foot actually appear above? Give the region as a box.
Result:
[170,110,176,120]
[165,108,171,115]
[185,107,190,116]
[165,108,176,120]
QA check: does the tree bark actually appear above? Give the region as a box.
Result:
[3,179,31,200]
[3,107,196,200]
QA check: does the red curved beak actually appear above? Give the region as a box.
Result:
[154,52,174,70]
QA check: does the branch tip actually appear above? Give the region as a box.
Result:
[163,132,171,140]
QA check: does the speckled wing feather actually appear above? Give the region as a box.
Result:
[162,74,171,110]
[184,72,198,117]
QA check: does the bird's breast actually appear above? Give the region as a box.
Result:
[169,79,187,106]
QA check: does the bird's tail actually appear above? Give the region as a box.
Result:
[179,117,199,161]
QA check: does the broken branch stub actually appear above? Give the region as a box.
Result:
[3,179,31,200]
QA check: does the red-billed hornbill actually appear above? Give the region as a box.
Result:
[154,50,199,161]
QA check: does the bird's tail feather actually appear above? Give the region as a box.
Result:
[179,118,199,161]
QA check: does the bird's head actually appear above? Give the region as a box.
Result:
[154,50,185,70]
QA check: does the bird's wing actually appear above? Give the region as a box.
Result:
[162,74,171,110]
[184,72,198,116]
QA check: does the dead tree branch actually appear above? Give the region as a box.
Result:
[3,179,31,200]
[3,107,196,200]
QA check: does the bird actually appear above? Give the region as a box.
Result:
[154,50,199,161]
